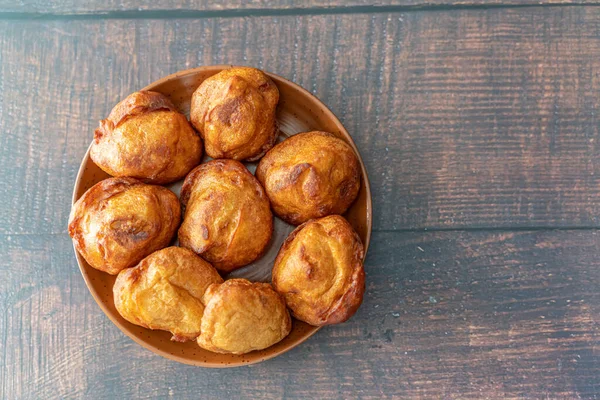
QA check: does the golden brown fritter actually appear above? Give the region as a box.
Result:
[197,279,291,354]
[272,215,365,326]
[190,67,279,161]
[91,91,202,184]
[113,247,223,342]
[256,131,361,225]
[178,159,273,273]
[68,177,180,275]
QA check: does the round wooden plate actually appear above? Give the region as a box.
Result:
[71,65,373,367]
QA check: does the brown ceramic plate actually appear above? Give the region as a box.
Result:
[71,65,372,367]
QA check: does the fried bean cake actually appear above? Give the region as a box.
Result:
[178,159,273,273]
[91,91,202,184]
[272,215,365,326]
[113,247,223,342]
[197,279,291,354]
[256,131,360,225]
[190,67,279,161]
[68,177,180,275]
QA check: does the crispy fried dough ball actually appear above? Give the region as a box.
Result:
[256,131,360,225]
[178,160,273,273]
[113,247,223,342]
[190,67,279,161]
[68,177,180,275]
[91,91,202,184]
[272,215,365,326]
[197,279,291,354]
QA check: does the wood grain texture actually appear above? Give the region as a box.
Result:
[2,7,600,399]
[2,8,600,233]
[0,1,599,15]
[1,230,599,399]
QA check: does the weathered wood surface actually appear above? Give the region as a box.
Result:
[2,4,600,400]
[3,8,600,233]
[2,231,599,398]
[1,0,599,16]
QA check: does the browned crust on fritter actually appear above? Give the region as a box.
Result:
[113,246,223,342]
[93,91,177,143]
[197,279,291,354]
[272,215,365,326]
[256,131,361,225]
[178,159,273,272]
[91,91,202,184]
[244,121,280,162]
[68,177,181,275]
[190,67,279,161]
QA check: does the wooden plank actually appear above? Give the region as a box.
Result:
[2,230,599,398]
[0,1,599,15]
[3,8,600,234]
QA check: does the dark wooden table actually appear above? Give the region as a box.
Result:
[2,1,600,399]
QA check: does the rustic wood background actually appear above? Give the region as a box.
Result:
[2,1,600,399]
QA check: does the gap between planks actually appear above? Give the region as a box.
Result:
[1,3,600,21]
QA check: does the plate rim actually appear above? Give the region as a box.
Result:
[71,65,373,367]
